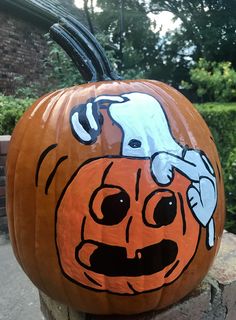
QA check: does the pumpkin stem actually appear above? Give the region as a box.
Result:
[50,17,122,82]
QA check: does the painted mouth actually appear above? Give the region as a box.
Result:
[75,240,178,276]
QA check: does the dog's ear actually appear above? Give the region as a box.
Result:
[70,99,104,144]
[94,95,127,104]
[70,95,127,145]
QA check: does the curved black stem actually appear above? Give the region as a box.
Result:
[50,17,122,82]
[84,0,95,35]
[50,23,97,82]
[65,16,121,81]
[59,18,110,81]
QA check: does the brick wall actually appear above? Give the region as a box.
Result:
[0,11,50,95]
[0,1,87,96]
[0,136,10,238]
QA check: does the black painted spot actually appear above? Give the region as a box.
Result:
[128,139,142,148]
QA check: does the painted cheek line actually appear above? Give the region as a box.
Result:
[164,260,180,279]
[84,272,102,287]
[81,216,86,241]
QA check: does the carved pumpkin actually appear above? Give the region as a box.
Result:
[6,17,225,315]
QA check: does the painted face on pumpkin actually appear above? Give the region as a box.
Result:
[56,157,201,294]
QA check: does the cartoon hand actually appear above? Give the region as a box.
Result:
[151,152,185,185]
[152,150,217,247]
[188,178,216,226]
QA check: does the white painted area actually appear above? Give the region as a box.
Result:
[95,93,182,157]
[152,149,217,231]
[208,218,215,248]
[86,102,98,130]
[71,112,91,142]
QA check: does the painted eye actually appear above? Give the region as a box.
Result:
[143,190,177,228]
[128,139,142,148]
[89,186,130,225]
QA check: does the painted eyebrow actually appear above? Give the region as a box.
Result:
[101,161,114,185]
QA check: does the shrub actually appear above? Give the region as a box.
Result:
[0,95,35,135]
[12,36,85,99]
[224,148,236,233]
[196,103,236,233]
[43,38,83,91]
[182,59,236,102]
[195,103,236,167]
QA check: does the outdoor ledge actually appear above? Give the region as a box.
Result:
[0,135,11,155]
[39,230,236,320]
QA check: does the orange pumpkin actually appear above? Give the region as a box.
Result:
[6,17,225,315]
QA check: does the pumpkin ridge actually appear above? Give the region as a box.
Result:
[8,110,40,280]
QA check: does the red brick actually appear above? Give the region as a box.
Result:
[0,11,49,95]
[0,5,86,96]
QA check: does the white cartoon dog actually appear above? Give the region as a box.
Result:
[70,92,217,248]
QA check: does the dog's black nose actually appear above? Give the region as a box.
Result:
[128,139,142,148]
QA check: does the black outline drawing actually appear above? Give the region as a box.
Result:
[53,155,202,295]
[35,91,218,295]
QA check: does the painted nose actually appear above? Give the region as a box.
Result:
[125,216,139,259]
[124,215,150,260]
